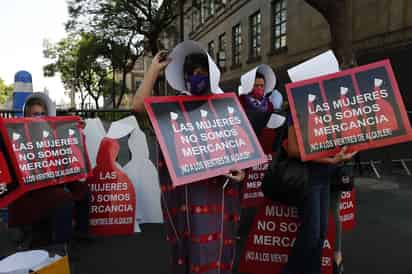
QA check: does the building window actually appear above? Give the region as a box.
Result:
[198,0,216,22]
[249,11,261,59]
[200,0,207,23]
[209,0,215,16]
[192,8,199,31]
[232,24,242,66]
[272,0,287,50]
[208,40,215,60]
[218,33,226,70]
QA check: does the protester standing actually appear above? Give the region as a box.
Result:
[133,40,245,274]
[8,93,91,252]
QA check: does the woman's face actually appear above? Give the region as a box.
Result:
[26,104,47,117]
[192,67,208,77]
[187,66,210,95]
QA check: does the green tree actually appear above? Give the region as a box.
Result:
[0,78,13,105]
[66,0,177,55]
[66,0,149,106]
[43,33,112,109]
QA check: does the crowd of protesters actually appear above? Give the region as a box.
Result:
[0,40,355,274]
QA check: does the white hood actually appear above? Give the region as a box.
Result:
[239,64,277,96]
[165,40,223,94]
[23,92,56,116]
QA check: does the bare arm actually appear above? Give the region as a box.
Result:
[133,51,171,113]
[287,126,357,164]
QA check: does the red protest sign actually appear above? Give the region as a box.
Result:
[88,138,136,236]
[144,93,267,187]
[241,128,277,208]
[286,59,412,161]
[238,202,334,274]
[0,116,91,207]
[340,190,356,231]
[0,149,14,207]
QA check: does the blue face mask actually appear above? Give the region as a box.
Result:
[188,75,210,95]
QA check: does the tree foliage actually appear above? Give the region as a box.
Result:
[0,78,13,105]
[43,33,111,109]
[67,0,179,55]
[44,0,184,108]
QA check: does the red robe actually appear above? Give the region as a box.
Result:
[340,94,363,139]
[307,101,328,146]
[373,87,399,132]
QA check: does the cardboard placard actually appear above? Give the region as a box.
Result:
[238,202,334,274]
[88,138,136,235]
[241,128,277,208]
[84,116,163,235]
[144,93,267,186]
[286,60,412,161]
[340,190,356,231]
[0,116,90,207]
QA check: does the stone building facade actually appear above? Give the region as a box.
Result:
[166,0,412,110]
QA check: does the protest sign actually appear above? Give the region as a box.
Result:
[238,202,334,274]
[241,128,277,208]
[286,59,412,161]
[84,116,163,235]
[0,148,13,207]
[88,137,136,235]
[340,190,356,231]
[0,116,90,208]
[144,93,267,186]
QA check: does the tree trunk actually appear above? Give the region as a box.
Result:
[116,69,128,108]
[93,96,100,110]
[112,66,116,108]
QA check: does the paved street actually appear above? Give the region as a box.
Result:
[2,174,412,274]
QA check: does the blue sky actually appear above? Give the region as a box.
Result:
[0,0,68,104]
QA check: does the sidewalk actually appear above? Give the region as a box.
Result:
[1,175,412,274]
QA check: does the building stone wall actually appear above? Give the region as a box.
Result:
[162,0,411,108]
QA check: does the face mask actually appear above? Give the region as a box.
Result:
[244,94,269,112]
[251,87,265,100]
[188,75,210,95]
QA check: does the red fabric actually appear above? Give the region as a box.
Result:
[374,87,399,132]
[0,151,11,185]
[307,101,328,145]
[171,118,198,167]
[251,88,264,100]
[340,95,362,139]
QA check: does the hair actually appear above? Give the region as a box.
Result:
[255,72,265,81]
[184,53,209,76]
[24,98,48,116]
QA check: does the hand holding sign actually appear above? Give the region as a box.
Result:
[224,169,246,182]
[330,146,358,165]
